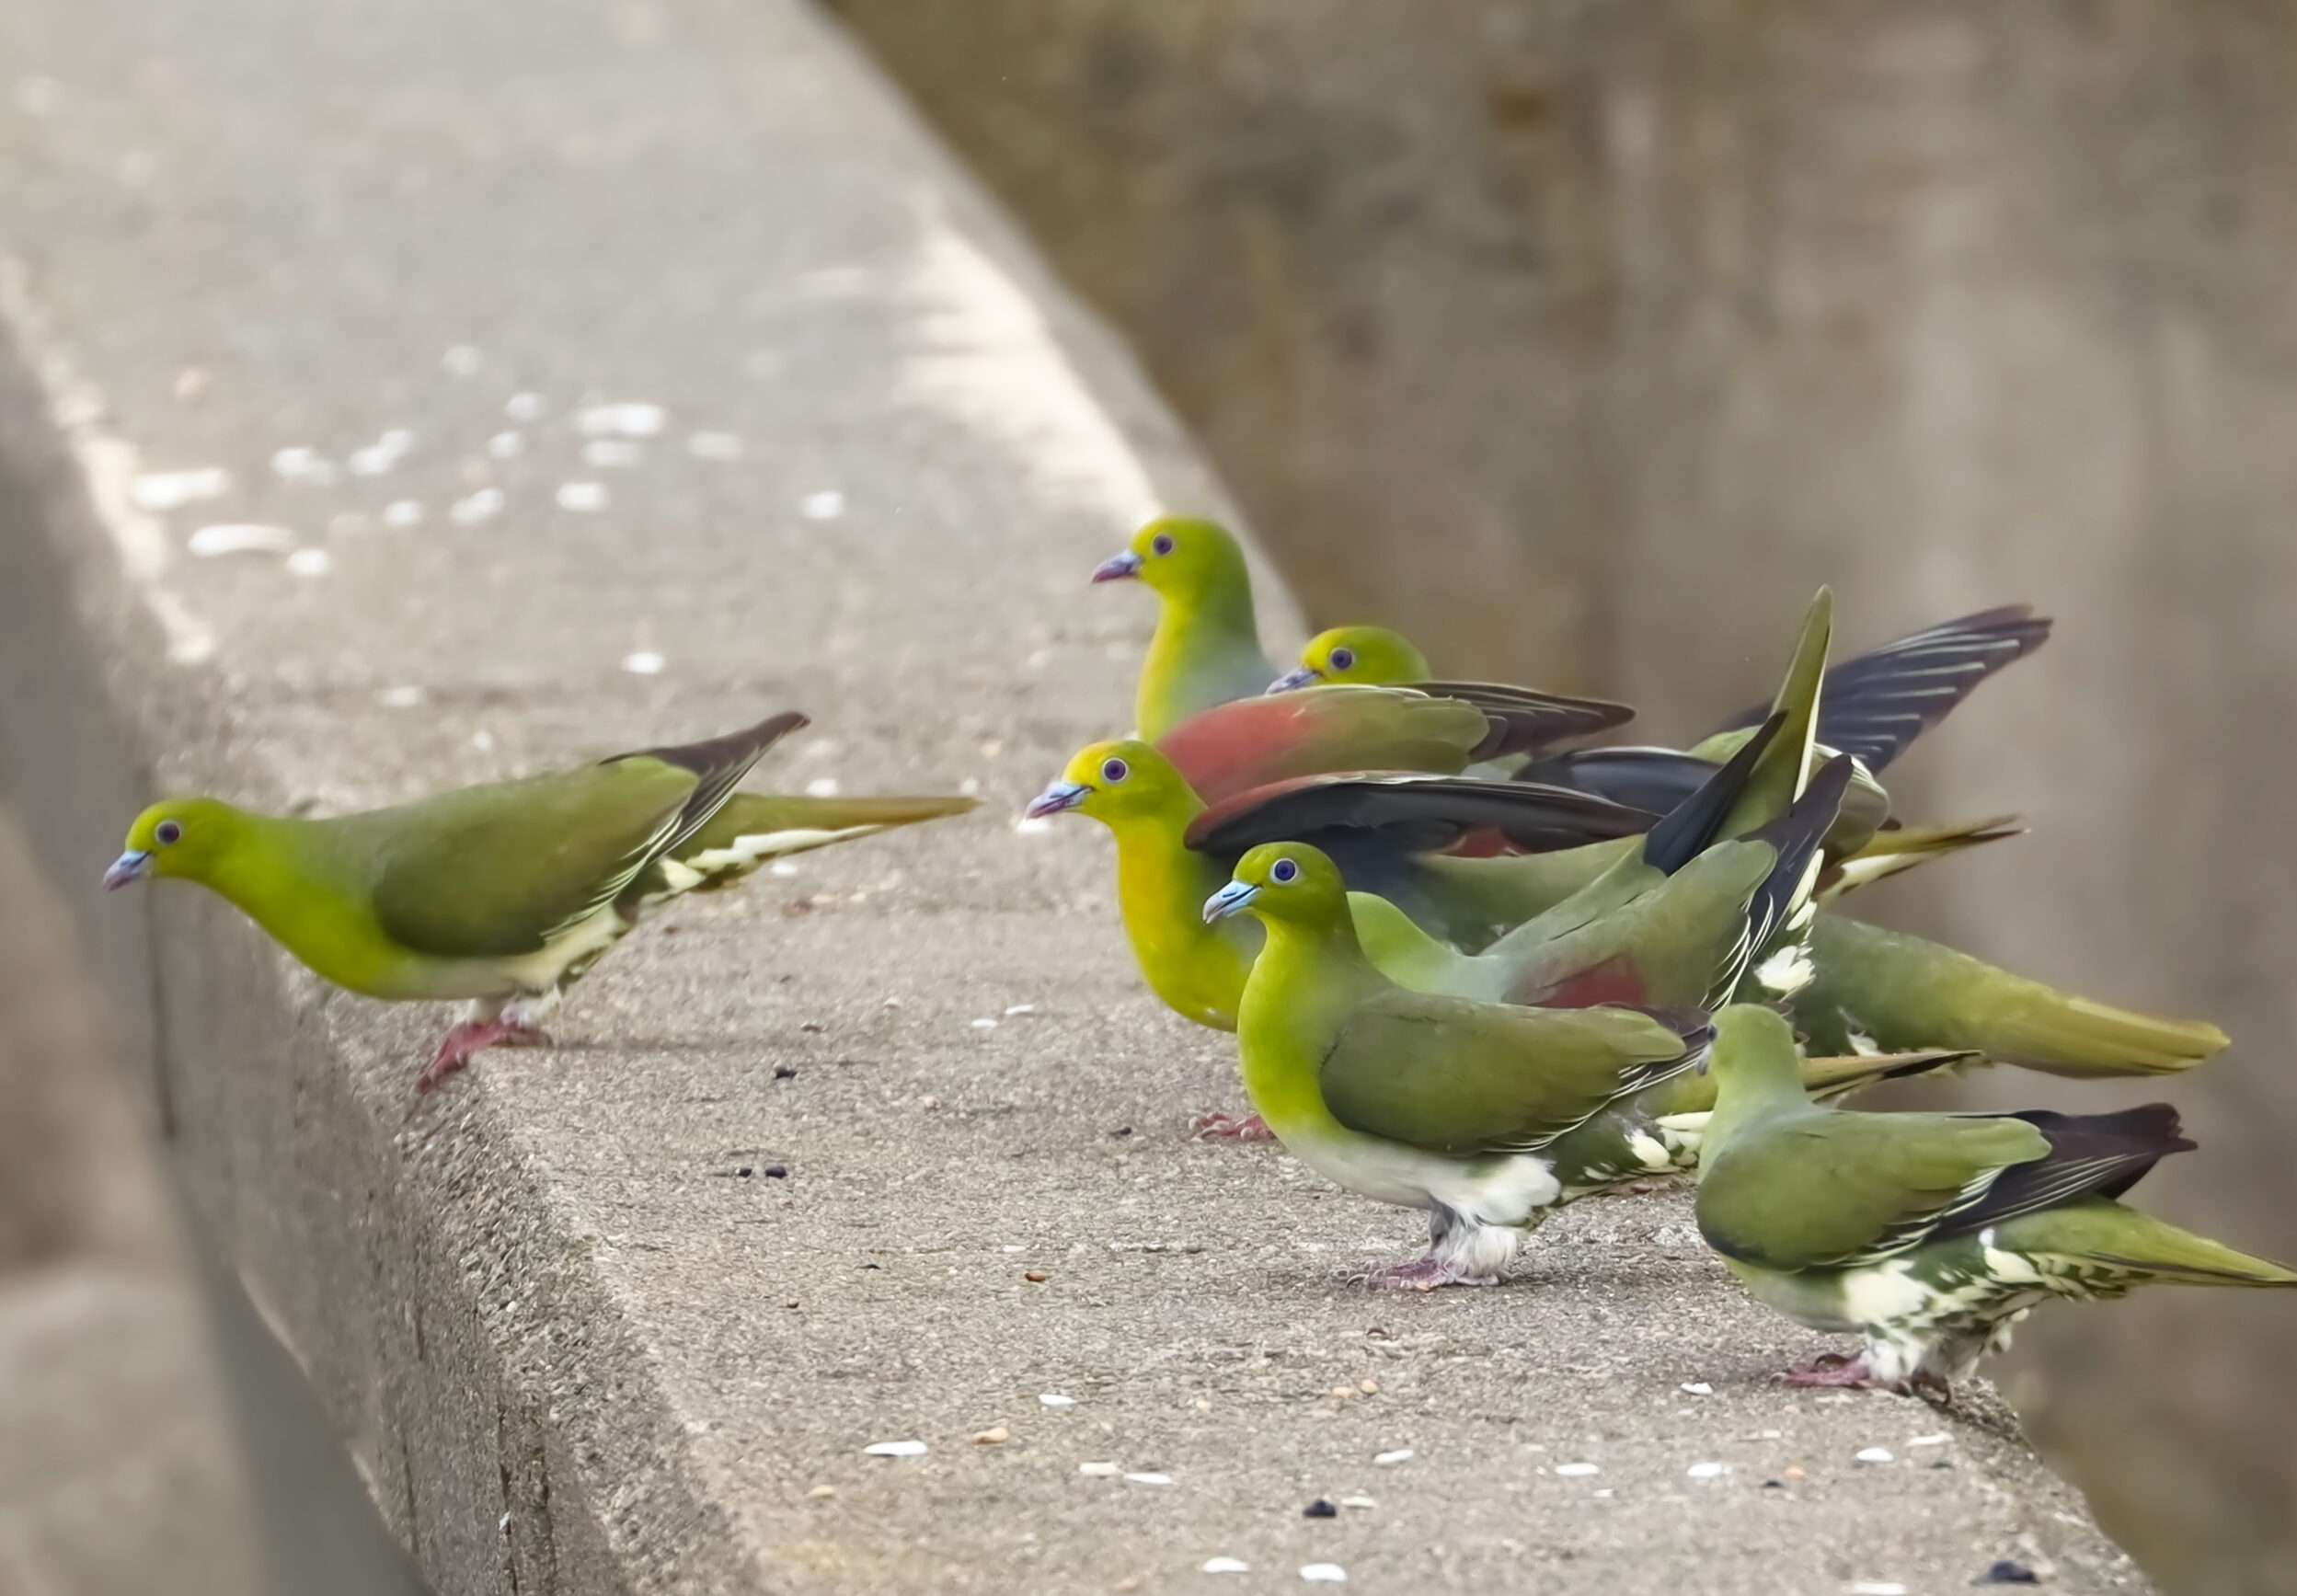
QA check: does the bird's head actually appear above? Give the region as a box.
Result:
[107,797,243,890]
[1203,843,1349,927]
[1025,740,1194,828]
[1091,515,1247,607]
[1703,1004,1804,1087]
[1269,625,1431,692]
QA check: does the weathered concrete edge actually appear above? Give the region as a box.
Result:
[0,27,1273,1596]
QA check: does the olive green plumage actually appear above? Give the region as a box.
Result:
[107,713,977,1088]
[1694,1006,2294,1393]
[1208,843,1713,1288]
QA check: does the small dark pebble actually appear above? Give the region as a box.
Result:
[1109,1127,1133,1139]
[860,1262,880,1269]
[774,1065,798,1080]
[1931,1460,1956,1470]
[799,1022,824,1033]
[1303,1499,1338,1520]
[1975,1562,2039,1586]
[660,924,681,935]
[1762,1479,1785,1489]
[762,1165,789,1178]
[735,1166,753,1178]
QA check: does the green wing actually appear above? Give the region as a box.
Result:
[367,761,697,959]
[1696,1111,2049,1270]
[1320,993,1700,1154]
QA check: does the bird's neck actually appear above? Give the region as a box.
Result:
[195,816,385,989]
[1138,582,1262,741]
[1106,809,1253,1029]
[1236,914,1381,1130]
[1696,1065,1815,1179]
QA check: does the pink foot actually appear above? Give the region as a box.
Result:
[1190,1111,1274,1142]
[1778,1351,1881,1389]
[1355,1256,1470,1292]
[418,1019,553,1093]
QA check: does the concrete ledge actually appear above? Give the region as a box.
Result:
[0,1,2146,1591]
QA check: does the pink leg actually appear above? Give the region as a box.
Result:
[1354,1255,1473,1292]
[1189,1110,1274,1142]
[417,1017,553,1093]
[1777,1351,1882,1389]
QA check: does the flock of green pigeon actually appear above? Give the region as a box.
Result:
[108,513,2292,1399]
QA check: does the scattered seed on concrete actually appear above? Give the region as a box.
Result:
[451,488,505,525]
[271,447,339,484]
[1680,1382,1714,1395]
[382,499,424,527]
[1024,1270,1049,1283]
[973,1427,1008,1444]
[488,431,524,459]
[188,523,294,557]
[1846,1584,1907,1595]
[285,548,332,577]
[862,1440,925,1458]
[1555,1463,1601,1477]
[807,1485,834,1498]
[801,489,845,520]
[1855,1448,1894,1464]
[621,650,664,674]
[1039,1394,1075,1407]
[557,481,609,511]
[1687,1463,1727,1479]
[1358,1380,1378,1395]
[506,392,545,421]
[1300,1565,1347,1583]
[806,777,841,797]
[1339,1496,1374,1510]
[1123,1473,1171,1487]
[1909,1433,1949,1448]
[577,402,667,437]
[1201,1558,1249,1575]
[1078,1462,1118,1476]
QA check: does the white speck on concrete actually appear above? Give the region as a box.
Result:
[349,430,414,476]
[1909,1434,1949,1448]
[442,344,481,376]
[801,489,845,520]
[505,392,545,422]
[15,76,65,117]
[687,431,741,459]
[382,500,424,527]
[471,730,494,752]
[284,548,332,576]
[378,686,425,708]
[804,778,840,798]
[1003,1004,1036,1016]
[1013,816,1051,835]
[1339,1497,1374,1510]
[1687,1462,1727,1480]
[186,523,294,557]
[1300,1566,1347,1584]
[768,862,800,878]
[1855,1448,1894,1464]
[270,447,339,485]
[861,1440,925,1458]
[1201,1558,1249,1575]
[1555,1463,1601,1477]
[576,402,666,437]
[620,651,664,675]
[1372,1449,1413,1466]
[488,431,524,459]
[582,438,642,467]
[1038,1394,1075,1408]
[450,488,505,526]
[1592,1487,1614,1498]
[131,467,231,510]
[1077,1462,1118,1476]
[1846,1584,1908,1596]
[970,1018,997,1030]
[557,481,608,511]
[1680,1382,1714,1395]
[1123,1473,1171,1487]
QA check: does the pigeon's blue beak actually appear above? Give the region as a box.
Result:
[1090,550,1143,584]
[1202,880,1259,924]
[103,850,153,890]
[1024,782,1092,821]
[1265,666,1320,694]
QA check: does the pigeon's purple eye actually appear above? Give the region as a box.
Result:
[1270,856,1299,884]
[1328,646,1356,672]
[1101,757,1131,785]
[1150,532,1175,557]
[155,820,183,845]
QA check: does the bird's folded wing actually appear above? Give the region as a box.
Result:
[1696,1112,2049,1271]
[1319,992,1704,1155]
[370,761,698,959]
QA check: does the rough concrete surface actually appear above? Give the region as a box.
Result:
[0,0,2144,1592]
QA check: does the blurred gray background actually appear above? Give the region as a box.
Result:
[823,4,2297,1592]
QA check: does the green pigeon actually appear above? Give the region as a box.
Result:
[1694,1005,2295,1395]
[106,713,977,1090]
[1092,515,1279,741]
[1204,842,1716,1288]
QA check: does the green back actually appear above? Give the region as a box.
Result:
[1320,993,1697,1154]
[364,759,697,959]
